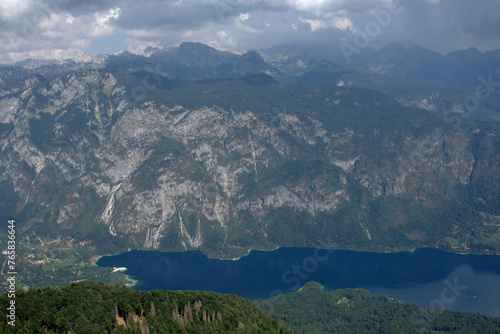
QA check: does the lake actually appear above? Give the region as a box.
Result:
[97,247,500,317]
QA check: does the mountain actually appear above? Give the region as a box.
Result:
[144,42,277,80]
[256,45,315,77]
[1,69,499,265]
[349,43,500,110]
[292,59,355,85]
[256,281,500,333]
[350,43,495,91]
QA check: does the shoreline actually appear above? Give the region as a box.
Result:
[112,266,139,288]
[94,246,500,265]
[222,246,499,261]
[92,255,139,288]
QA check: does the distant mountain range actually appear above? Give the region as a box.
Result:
[2,42,499,120]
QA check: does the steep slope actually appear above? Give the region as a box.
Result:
[0,70,498,261]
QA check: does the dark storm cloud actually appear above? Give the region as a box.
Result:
[377,0,500,53]
[447,0,500,38]
[56,0,122,13]
[0,0,498,63]
[114,1,226,30]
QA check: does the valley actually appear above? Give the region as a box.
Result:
[1,47,500,289]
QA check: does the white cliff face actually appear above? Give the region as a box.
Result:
[0,70,479,254]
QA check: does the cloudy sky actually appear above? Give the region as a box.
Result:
[0,0,499,63]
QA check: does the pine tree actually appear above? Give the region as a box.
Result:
[115,304,127,328]
[150,302,156,317]
[178,315,185,328]
[172,308,179,322]
[194,300,202,317]
[185,301,194,322]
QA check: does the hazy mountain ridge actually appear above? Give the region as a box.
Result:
[294,59,500,122]
[349,43,500,112]
[351,43,500,91]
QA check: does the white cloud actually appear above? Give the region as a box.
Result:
[239,12,251,21]
[234,16,263,34]
[95,7,120,27]
[0,0,33,21]
[299,18,327,31]
[0,5,120,63]
[217,30,230,39]
[91,8,121,36]
[4,48,84,63]
[330,16,353,31]
[299,15,353,32]
[291,0,326,12]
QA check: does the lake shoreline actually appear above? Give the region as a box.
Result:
[94,245,500,267]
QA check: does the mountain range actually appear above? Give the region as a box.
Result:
[0,43,499,287]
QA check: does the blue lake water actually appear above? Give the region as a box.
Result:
[97,247,500,317]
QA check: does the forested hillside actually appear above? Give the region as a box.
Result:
[0,281,292,333]
[256,281,500,333]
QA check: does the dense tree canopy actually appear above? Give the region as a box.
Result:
[255,281,500,334]
[0,281,292,333]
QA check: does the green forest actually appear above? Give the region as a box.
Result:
[256,281,500,334]
[0,281,291,333]
[1,281,499,333]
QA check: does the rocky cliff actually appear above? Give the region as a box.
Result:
[0,70,498,257]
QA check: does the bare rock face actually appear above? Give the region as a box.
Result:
[0,70,491,256]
